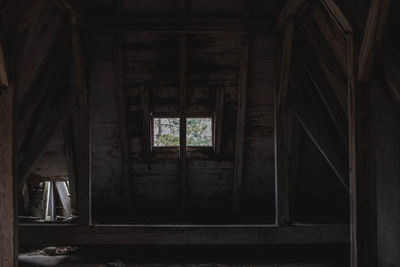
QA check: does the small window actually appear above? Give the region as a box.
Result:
[153,117,180,147]
[186,117,213,147]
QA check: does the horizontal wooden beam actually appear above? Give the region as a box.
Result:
[88,17,273,33]
[19,224,350,246]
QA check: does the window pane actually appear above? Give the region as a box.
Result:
[186,118,213,147]
[153,118,180,147]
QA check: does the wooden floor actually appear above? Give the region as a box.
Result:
[19,245,350,267]
[18,256,346,267]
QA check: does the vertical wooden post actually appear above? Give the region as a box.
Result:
[114,34,133,216]
[141,86,151,163]
[179,35,187,211]
[275,18,295,226]
[215,87,224,156]
[0,46,15,265]
[233,36,249,212]
[349,34,378,267]
[71,17,91,225]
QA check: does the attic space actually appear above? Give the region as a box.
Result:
[0,0,399,266]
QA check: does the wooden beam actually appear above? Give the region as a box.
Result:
[71,17,87,108]
[21,181,31,214]
[233,36,249,212]
[114,34,133,216]
[55,182,72,217]
[358,0,392,82]
[349,82,378,267]
[277,0,309,30]
[179,34,187,211]
[287,118,302,218]
[296,48,348,144]
[0,56,15,266]
[0,41,8,88]
[379,53,400,107]
[290,75,349,191]
[278,18,295,111]
[19,224,350,246]
[299,17,348,113]
[51,0,83,22]
[215,87,224,156]
[70,16,91,225]
[88,17,273,34]
[140,86,151,163]
[74,107,91,225]
[16,12,63,105]
[16,38,68,143]
[16,0,46,33]
[349,33,378,267]
[63,119,77,215]
[319,0,353,34]
[17,88,77,188]
[274,109,291,225]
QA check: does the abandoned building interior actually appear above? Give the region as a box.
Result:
[0,0,399,266]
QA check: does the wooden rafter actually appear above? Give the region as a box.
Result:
[16,11,63,105]
[290,74,349,192]
[17,87,77,188]
[358,0,392,82]
[319,0,353,34]
[299,17,348,113]
[233,36,249,212]
[16,38,69,143]
[277,0,309,30]
[296,50,348,144]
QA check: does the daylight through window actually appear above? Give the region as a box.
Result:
[186,118,213,147]
[153,117,180,147]
[152,116,213,148]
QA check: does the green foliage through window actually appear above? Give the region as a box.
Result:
[186,118,212,147]
[153,117,213,147]
[153,118,180,147]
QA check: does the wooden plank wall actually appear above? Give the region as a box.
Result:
[88,0,276,223]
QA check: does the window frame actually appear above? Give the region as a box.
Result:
[150,112,215,152]
[151,114,181,150]
[185,115,215,149]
